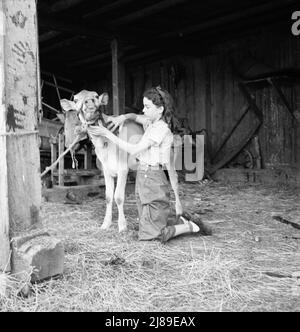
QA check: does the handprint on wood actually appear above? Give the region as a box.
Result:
[12,41,35,64]
[10,11,28,29]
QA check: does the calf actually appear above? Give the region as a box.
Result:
[60,90,182,232]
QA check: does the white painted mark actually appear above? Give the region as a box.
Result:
[0,9,6,36]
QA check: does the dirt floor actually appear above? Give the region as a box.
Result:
[1,180,299,312]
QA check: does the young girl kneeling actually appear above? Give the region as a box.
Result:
[88,87,211,243]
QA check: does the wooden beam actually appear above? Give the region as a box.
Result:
[50,0,85,13]
[111,39,120,116]
[76,48,156,73]
[77,59,112,72]
[39,0,85,14]
[111,39,125,116]
[110,0,188,26]
[42,71,73,83]
[42,80,74,94]
[83,48,166,72]
[161,0,298,38]
[126,53,166,69]
[68,51,112,67]
[124,50,159,63]
[38,15,113,41]
[68,45,135,67]
[40,36,81,54]
[39,31,61,42]
[83,0,136,19]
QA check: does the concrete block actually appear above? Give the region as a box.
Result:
[11,231,64,282]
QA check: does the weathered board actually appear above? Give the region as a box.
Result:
[0,0,41,270]
[0,0,10,271]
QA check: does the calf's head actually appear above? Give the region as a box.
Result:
[60,90,109,125]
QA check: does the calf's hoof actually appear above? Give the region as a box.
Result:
[118,226,128,233]
[100,223,111,230]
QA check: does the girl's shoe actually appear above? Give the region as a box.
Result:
[181,212,212,236]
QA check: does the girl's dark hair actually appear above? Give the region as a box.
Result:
[143,86,180,133]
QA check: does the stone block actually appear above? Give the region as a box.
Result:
[11,231,64,282]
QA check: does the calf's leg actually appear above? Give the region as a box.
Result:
[101,170,115,230]
[114,170,128,232]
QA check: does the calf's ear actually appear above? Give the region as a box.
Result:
[56,113,65,124]
[60,99,76,111]
[99,93,109,105]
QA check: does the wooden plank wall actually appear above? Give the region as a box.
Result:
[87,23,300,168]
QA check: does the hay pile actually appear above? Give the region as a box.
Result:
[1,182,299,312]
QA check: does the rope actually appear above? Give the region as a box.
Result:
[0,130,39,137]
[40,135,81,178]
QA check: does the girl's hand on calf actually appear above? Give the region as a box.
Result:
[88,125,111,138]
[107,115,126,132]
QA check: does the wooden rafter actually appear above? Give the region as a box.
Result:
[39,31,61,42]
[40,36,82,54]
[124,50,159,63]
[161,0,298,38]
[81,49,162,72]
[68,45,135,67]
[38,15,113,41]
[42,71,73,83]
[39,0,85,14]
[83,0,136,19]
[110,0,188,26]
[50,0,86,13]
[68,51,111,67]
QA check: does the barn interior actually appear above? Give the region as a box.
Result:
[1,0,300,311]
[37,0,300,187]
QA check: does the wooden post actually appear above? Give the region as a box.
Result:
[111,39,125,115]
[0,0,10,271]
[84,144,93,169]
[58,133,65,186]
[50,137,58,185]
[0,0,42,271]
